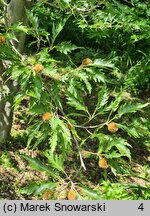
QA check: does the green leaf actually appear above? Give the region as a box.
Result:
[21,155,60,180]
[94,133,131,160]
[19,183,40,195]
[115,143,131,160]
[56,41,80,54]
[51,18,68,46]
[96,85,109,110]
[32,131,49,149]
[117,102,149,118]
[35,182,56,195]
[105,93,122,112]
[49,117,72,155]
[118,124,140,138]
[84,68,107,83]
[58,119,72,145]
[33,75,43,99]
[81,187,102,200]
[10,23,29,34]
[67,93,88,112]
[27,121,43,148]
[10,65,26,79]
[13,92,26,110]
[20,72,31,90]
[44,152,65,173]
[50,116,59,131]
[108,159,123,176]
[49,131,58,154]
[29,103,47,114]
[26,10,39,32]
[106,150,122,159]
[62,0,71,3]
[78,73,92,94]
[19,181,57,195]
[93,133,114,153]
[92,59,114,68]
[0,44,19,60]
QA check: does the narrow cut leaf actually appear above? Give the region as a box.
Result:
[67,93,88,112]
[51,18,69,45]
[115,143,131,161]
[49,131,58,154]
[96,85,109,110]
[21,155,60,180]
[44,152,65,173]
[19,181,57,195]
[118,102,149,118]
[92,59,114,68]
[56,41,81,54]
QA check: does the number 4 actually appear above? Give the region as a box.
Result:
[138,203,144,211]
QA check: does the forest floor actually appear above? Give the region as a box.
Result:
[0,91,150,200]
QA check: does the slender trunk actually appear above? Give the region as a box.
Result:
[0,61,17,143]
[0,0,32,144]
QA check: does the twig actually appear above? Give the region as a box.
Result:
[79,151,86,171]
[71,130,86,171]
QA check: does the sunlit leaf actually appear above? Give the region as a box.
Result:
[44,152,65,173]
[92,59,114,68]
[67,93,88,112]
[117,102,149,118]
[96,85,109,110]
[51,18,68,45]
[56,41,81,54]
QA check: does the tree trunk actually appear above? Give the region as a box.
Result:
[0,61,17,143]
[0,0,32,144]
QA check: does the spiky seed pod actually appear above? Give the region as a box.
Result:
[42,112,52,122]
[98,158,108,169]
[0,35,6,45]
[107,122,118,133]
[82,58,92,65]
[67,189,76,200]
[33,63,44,72]
[42,189,53,200]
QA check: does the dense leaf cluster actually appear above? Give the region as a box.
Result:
[0,0,149,199]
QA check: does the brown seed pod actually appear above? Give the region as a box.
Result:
[0,35,6,45]
[98,158,108,169]
[82,58,92,65]
[42,189,53,200]
[42,112,52,122]
[67,189,76,200]
[107,122,118,133]
[33,63,44,72]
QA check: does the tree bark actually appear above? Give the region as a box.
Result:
[0,61,17,143]
[0,0,32,144]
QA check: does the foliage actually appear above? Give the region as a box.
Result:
[0,0,149,199]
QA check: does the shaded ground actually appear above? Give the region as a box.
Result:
[0,92,150,200]
[0,148,49,200]
[0,145,149,200]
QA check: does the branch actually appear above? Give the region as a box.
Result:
[71,130,86,171]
